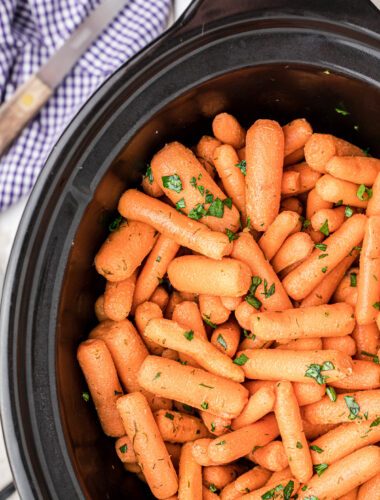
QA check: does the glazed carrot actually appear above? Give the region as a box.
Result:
[272,232,313,274]
[302,420,339,441]
[202,486,219,500]
[77,339,124,437]
[310,419,380,466]
[142,168,164,198]
[240,477,299,500]
[304,133,365,173]
[334,267,360,306]
[258,211,302,261]
[134,301,164,355]
[154,410,210,443]
[231,386,275,430]
[326,156,380,185]
[212,113,245,149]
[207,414,279,464]
[299,446,380,500]
[300,249,360,307]
[220,467,271,500]
[211,319,240,358]
[132,235,180,311]
[245,380,325,407]
[322,335,356,356]
[234,301,257,330]
[231,232,293,311]
[137,356,248,419]
[144,318,245,382]
[238,349,353,383]
[195,136,222,165]
[276,338,323,351]
[213,144,246,218]
[172,301,207,340]
[104,269,137,321]
[115,435,136,463]
[353,323,380,361]
[151,142,240,232]
[199,295,231,325]
[275,380,313,482]
[357,472,380,499]
[303,390,380,424]
[247,440,289,472]
[94,295,108,322]
[200,412,232,436]
[338,488,358,500]
[150,285,169,311]
[316,174,369,208]
[203,465,239,490]
[192,439,219,466]
[367,171,380,216]
[283,118,313,157]
[117,392,178,499]
[284,146,304,166]
[356,216,380,325]
[165,292,184,320]
[281,171,300,195]
[280,197,303,214]
[311,206,346,233]
[118,190,232,260]
[95,220,157,281]
[245,119,284,231]
[283,214,367,300]
[284,162,321,195]
[330,359,380,390]
[220,296,242,311]
[168,256,251,297]
[305,187,333,243]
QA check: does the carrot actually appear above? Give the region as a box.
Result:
[238,349,353,383]
[316,174,370,208]
[330,359,380,390]
[284,146,304,166]
[304,133,365,173]
[77,339,124,437]
[356,216,380,325]
[207,414,279,464]
[154,409,210,443]
[258,211,302,261]
[168,256,251,297]
[283,214,367,300]
[231,386,275,429]
[118,190,232,260]
[203,465,239,490]
[134,301,164,355]
[281,171,301,195]
[212,113,245,149]
[151,142,240,232]
[310,419,380,466]
[104,269,137,321]
[240,477,299,500]
[137,356,248,419]
[231,232,293,311]
[357,472,380,500]
[220,467,271,500]
[353,323,380,361]
[200,412,232,436]
[245,380,325,407]
[247,440,289,472]
[311,206,346,234]
[276,338,323,351]
[234,301,257,330]
[303,390,380,424]
[299,446,380,500]
[142,167,164,198]
[245,119,284,231]
[211,319,240,358]
[333,266,360,306]
[275,380,313,482]
[284,162,321,196]
[202,485,219,500]
[117,392,178,498]
[272,232,313,274]
[115,435,136,463]
[94,295,108,322]
[195,135,222,166]
[199,294,231,326]
[213,144,246,218]
[172,301,207,340]
[283,118,313,157]
[94,220,157,281]
[166,291,184,320]
[150,285,169,311]
[280,197,303,214]
[337,488,358,500]
[302,420,339,441]
[144,318,245,382]
[220,296,242,311]
[326,156,380,185]
[192,439,219,466]
[132,235,180,312]
[367,171,380,216]
[305,187,333,243]
[322,335,356,356]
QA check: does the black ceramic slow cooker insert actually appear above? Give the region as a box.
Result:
[1,0,380,498]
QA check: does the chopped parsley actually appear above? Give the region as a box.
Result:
[205,191,214,204]
[326,386,337,402]
[217,334,227,350]
[345,205,353,218]
[233,353,248,366]
[216,440,225,445]
[223,197,233,209]
[144,164,153,184]
[357,184,373,201]
[176,198,186,210]
[315,243,327,251]
[303,219,311,229]
[158,277,164,284]
[246,294,262,310]
[119,444,128,453]
[334,200,343,207]
[349,246,361,257]
[246,276,263,310]
[296,442,303,449]
[203,314,216,328]
[188,203,207,220]
[283,480,294,500]
[261,279,275,298]
[201,401,208,410]
[370,418,380,427]
[114,390,122,395]
[335,107,350,116]
[350,272,357,287]
[153,372,161,380]
[314,463,328,476]
[319,220,329,236]
[198,185,205,195]
[305,362,334,385]
[190,176,197,188]
[236,160,246,175]
[210,423,216,432]
[109,215,122,232]
[209,484,217,493]
[207,197,224,218]
[310,445,324,453]
[183,330,194,341]
[360,350,379,364]
[373,302,380,310]
[344,395,360,420]
[318,253,328,259]
[247,217,251,228]
[199,383,214,389]
[162,174,182,193]
[82,392,90,402]
[321,267,328,273]
[243,329,255,340]
[156,256,161,262]
[226,228,239,242]
[165,412,174,420]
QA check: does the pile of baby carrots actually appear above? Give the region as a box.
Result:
[77,111,380,500]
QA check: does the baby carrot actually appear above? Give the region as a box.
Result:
[172,301,207,340]
[245,119,284,231]
[284,162,321,196]
[299,446,380,500]
[144,318,245,382]
[220,467,271,500]
[275,380,313,482]
[203,465,239,490]
[117,392,178,499]
[212,113,245,150]
[283,118,313,157]
[115,435,136,463]
[231,386,275,429]
[168,255,251,297]
[304,133,365,173]
[207,414,279,464]
[118,190,232,260]
[357,472,380,500]
[94,295,108,322]
[333,266,360,306]
[245,380,325,407]
[199,295,231,325]
[284,146,304,166]
[272,232,314,274]
[311,206,346,233]
[134,301,164,355]
[238,349,353,383]
[258,211,302,261]
[77,339,124,437]
[250,303,355,341]
[220,296,242,311]
[283,214,367,300]
[326,156,380,185]
[104,269,137,321]
[305,187,333,244]
[281,171,301,195]
[234,301,257,330]
[280,197,303,214]
[200,412,232,436]
[330,359,380,390]
[240,477,299,500]
[132,234,180,312]
[137,356,248,419]
[367,171,380,216]
[154,409,210,443]
[322,335,356,356]
[356,216,380,325]
[247,440,289,472]
[192,439,219,466]
[150,285,169,311]
[95,220,157,281]
[211,319,240,358]
[196,136,222,165]
[316,174,369,208]
[353,323,380,361]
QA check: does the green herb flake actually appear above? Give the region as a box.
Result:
[233,353,248,366]
[119,444,128,453]
[305,364,328,385]
[365,412,368,420]
[322,361,335,371]
[246,294,262,310]
[109,215,122,232]
[363,147,370,157]
[82,392,90,403]
[334,200,343,207]
[357,184,373,201]
[314,463,328,476]
[318,253,328,259]
[165,412,174,420]
[373,302,380,310]
[319,220,329,236]
[344,395,360,420]
[207,197,224,218]
[321,267,328,273]
[199,383,214,389]
[323,70,330,74]
[198,185,205,195]
[349,245,361,257]
[223,197,233,209]
[201,401,208,410]
[226,228,239,243]
[374,274,378,281]
[209,484,217,493]
[325,312,329,317]
[315,243,327,251]
[176,198,186,210]
[301,484,308,491]
[183,330,194,341]
[335,107,350,116]
[296,442,303,449]
[156,256,161,262]
[114,390,122,395]
[350,272,357,287]
[247,217,251,229]
[243,329,255,340]
[345,205,353,218]
[210,423,216,432]
[203,314,216,329]
[354,125,359,131]
[190,176,197,188]
[162,174,182,193]
[283,480,294,500]
[216,440,226,445]
[217,334,227,350]
[158,277,164,285]
[153,372,161,380]
[303,219,311,229]
[326,386,337,402]
[188,203,207,220]
[198,174,202,180]
[205,192,214,204]
[261,279,275,298]
[236,160,246,175]
[252,445,263,454]
[370,418,380,427]
[360,350,379,364]
[144,164,153,184]
[183,404,193,412]
[310,445,324,453]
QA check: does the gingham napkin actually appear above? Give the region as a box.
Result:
[0,0,171,211]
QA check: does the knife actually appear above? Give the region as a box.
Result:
[0,0,130,156]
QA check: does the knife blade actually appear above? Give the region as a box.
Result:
[0,0,130,156]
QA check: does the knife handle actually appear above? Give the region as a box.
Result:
[0,75,53,156]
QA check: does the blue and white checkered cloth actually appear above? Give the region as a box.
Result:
[0,0,171,211]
